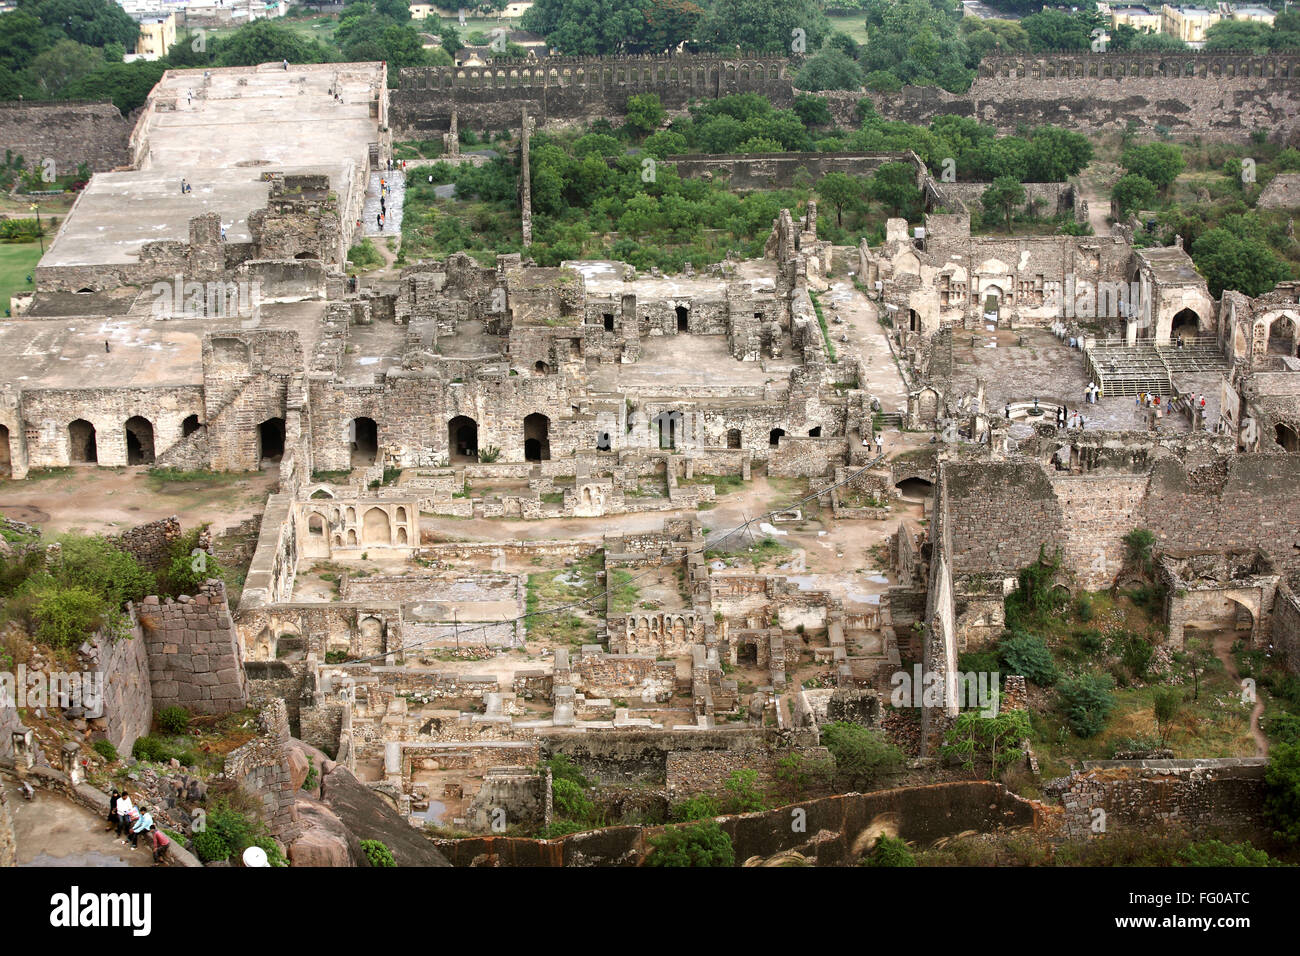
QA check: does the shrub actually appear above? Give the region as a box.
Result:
[361,839,397,867]
[1264,741,1300,844]
[644,821,735,867]
[999,630,1059,686]
[190,829,231,863]
[821,722,904,790]
[157,706,191,735]
[1265,712,1300,745]
[863,834,915,867]
[551,778,593,821]
[722,769,767,814]
[671,793,722,822]
[33,587,111,648]
[1122,528,1156,570]
[1057,672,1117,738]
[1120,633,1154,681]
[1179,839,1276,867]
[91,739,118,762]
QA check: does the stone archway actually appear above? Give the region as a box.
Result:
[726,428,742,449]
[349,416,378,466]
[181,414,201,437]
[524,412,550,461]
[0,424,10,478]
[448,416,478,462]
[1276,423,1299,453]
[69,419,97,463]
[363,507,391,544]
[124,416,155,465]
[258,417,286,465]
[1170,307,1200,341]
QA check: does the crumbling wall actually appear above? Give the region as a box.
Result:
[223,698,299,842]
[664,746,833,801]
[0,783,15,867]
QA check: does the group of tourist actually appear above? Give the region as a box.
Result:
[1084,380,1101,404]
[106,789,170,865]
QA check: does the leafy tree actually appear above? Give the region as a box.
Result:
[523,0,701,55]
[214,19,334,66]
[1111,173,1157,218]
[959,17,1030,58]
[821,721,904,790]
[868,161,921,218]
[644,820,735,866]
[695,0,830,54]
[1203,20,1272,52]
[52,533,154,608]
[1120,142,1184,191]
[625,92,666,136]
[1190,227,1290,298]
[982,175,1026,232]
[27,39,105,98]
[857,0,974,92]
[863,834,915,866]
[723,769,767,813]
[19,0,139,50]
[1264,741,1300,844]
[864,70,902,92]
[816,171,866,227]
[33,586,108,647]
[671,793,721,821]
[795,48,864,92]
[792,93,832,128]
[0,11,52,73]
[1021,9,1092,52]
[1057,672,1116,738]
[1128,31,1190,51]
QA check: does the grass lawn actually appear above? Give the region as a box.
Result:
[0,241,43,316]
[826,13,869,45]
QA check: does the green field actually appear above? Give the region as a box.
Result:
[0,241,42,316]
[826,13,870,44]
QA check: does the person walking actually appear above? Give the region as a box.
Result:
[874,431,884,455]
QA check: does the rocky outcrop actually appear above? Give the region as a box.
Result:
[320,766,451,868]
[288,795,366,868]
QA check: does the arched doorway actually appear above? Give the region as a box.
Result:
[534,360,550,375]
[1267,313,1300,356]
[69,419,97,463]
[524,413,550,461]
[258,417,286,465]
[896,477,934,501]
[349,417,378,466]
[448,416,478,462]
[726,428,742,449]
[363,507,391,544]
[908,309,921,332]
[769,428,785,446]
[0,424,9,478]
[807,426,822,437]
[1276,423,1299,453]
[1171,308,1199,342]
[676,305,689,332]
[124,416,155,465]
[181,414,201,437]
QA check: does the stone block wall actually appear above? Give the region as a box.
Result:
[137,580,248,716]
[223,698,299,842]
[0,100,133,174]
[1272,578,1300,678]
[113,515,182,573]
[90,626,153,757]
[1048,758,1269,840]
[0,783,14,867]
[664,746,833,801]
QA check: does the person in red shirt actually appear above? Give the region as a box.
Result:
[148,827,170,865]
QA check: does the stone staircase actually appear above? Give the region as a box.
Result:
[1086,336,1227,398]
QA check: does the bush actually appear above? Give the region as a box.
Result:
[671,793,722,822]
[1265,712,1300,745]
[999,630,1059,686]
[131,734,198,766]
[33,587,111,648]
[644,821,735,867]
[821,722,904,790]
[1057,673,1117,738]
[723,769,767,814]
[1120,633,1155,681]
[91,739,118,762]
[157,706,191,735]
[190,829,231,863]
[1264,741,1300,844]
[863,834,915,867]
[1179,839,1276,867]
[361,839,397,867]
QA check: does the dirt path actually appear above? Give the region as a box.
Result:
[1212,630,1268,757]
[1076,162,1118,238]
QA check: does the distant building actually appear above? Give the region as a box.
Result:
[1231,4,1277,25]
[1161,4,1222,43]
[1111,5,1164,33]
[130,11,177,59]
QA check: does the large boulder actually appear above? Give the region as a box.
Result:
[288,795,366,867]
[320,766,451,867]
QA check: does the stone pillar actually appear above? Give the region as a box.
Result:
[520,109,533,247]
[11,726,33,771]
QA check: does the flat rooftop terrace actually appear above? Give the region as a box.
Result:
[0,301,326,389]
[569,259,778,297]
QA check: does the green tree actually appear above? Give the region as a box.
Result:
[792,93,832,128]
[1021,9,1092,51]
[696,0,830,54]
[0,11,51,73]
[19,0,139,50]
[723,769,767,813]
[644,821,735,866]
[26,38,104,96]
[1190,227,1290,298]
[817,171,866,227]
[999,630,1058,685]
[34,586,110,647]
[625,92,666,136]
[1120,142,1184,191]
[1179,839,1276,867]
[214,19,334,66]
[795,48,864,92]
[868,161,921,218]
[940,709,1032,779]
[1111,173,1157,219]
[523,0,700,55]
[982,175,1026,232]
[1203,20,1272,52]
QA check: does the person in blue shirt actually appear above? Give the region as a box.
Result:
[131,806,154,849]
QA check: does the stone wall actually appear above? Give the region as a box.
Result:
[391,54,794,136]
[867,52,1300,142]
[90,626,153,757]
[223,698,299,842]
[0,100,133,174]
[432,779,1039,866]
[664,746,833,801]
[1047,758,1269,840]
[1272,577,1300,678]
[136,580,248,716]
[113,515,182,573]
[666,151,915,191]
[0,783,14,867]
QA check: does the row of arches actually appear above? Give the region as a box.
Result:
[448,413,551,463]
[61,414,203,466]
[413,61,785,92]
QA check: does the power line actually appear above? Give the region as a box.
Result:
[336,452,890,666]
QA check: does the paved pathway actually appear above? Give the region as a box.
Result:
[362,168,405,238]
